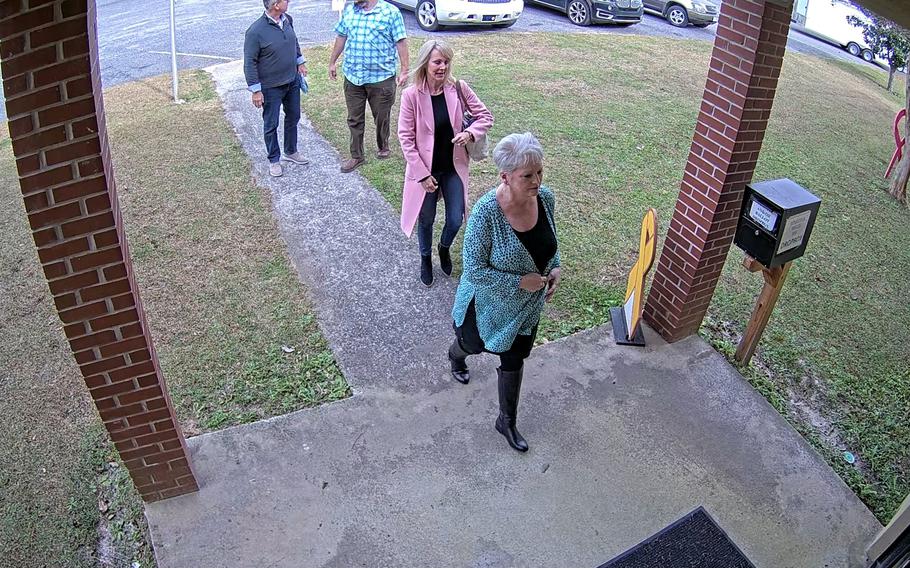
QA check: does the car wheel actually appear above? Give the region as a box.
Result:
[862,49,874,62]
[416,0,439,31]
[847,42,861,57]
[567,0,592,26]
[665,4,689,27]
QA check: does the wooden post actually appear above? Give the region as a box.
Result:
[734,256,792,366]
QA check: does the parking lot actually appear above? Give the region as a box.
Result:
[0,0,881,121]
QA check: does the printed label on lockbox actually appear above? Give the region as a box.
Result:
[777,210,811,254]
[749,199,779,233]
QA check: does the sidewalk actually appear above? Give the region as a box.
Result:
[144,61,881,567]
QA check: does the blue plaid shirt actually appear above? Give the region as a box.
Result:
[334,0,406,86]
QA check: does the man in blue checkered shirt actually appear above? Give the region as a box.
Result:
[329,0,409,173]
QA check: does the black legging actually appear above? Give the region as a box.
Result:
[497,345,528,372]
[454,299,535,372]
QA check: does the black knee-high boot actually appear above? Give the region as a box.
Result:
[448,339,471,384]
[495,366,528,452]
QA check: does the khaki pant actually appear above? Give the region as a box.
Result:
[343,76,396,160]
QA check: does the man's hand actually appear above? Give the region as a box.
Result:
[252,91,264,108]
[452,132,473,146]
[298,63,308,76]
[329,36,346,82]
[545,267,561,302]
[397,72,408,87]
[420,176,438,192]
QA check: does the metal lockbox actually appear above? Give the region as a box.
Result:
[733,178,821,268]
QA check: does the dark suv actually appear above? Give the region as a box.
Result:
[526,0,643,26]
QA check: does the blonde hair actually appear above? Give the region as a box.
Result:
[409,40,455,88]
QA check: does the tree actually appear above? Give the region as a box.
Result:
[847,7,910,205]
[847,9,910,93]
[889,79,909,205]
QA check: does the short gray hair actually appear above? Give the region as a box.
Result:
[493,132,544,173]
[263,0,281,9]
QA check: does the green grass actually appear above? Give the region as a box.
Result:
[0,70,348,566]
[107,71,350,433]
[0,124,153,565]
[302,33,909,522]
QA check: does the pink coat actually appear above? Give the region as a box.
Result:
[397,80,494,237]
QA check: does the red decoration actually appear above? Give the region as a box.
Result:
[885,108,907,179]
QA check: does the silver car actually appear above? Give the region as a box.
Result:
[389,0,525,31]
[642,0,718,27]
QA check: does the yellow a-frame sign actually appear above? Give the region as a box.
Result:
[611,209,657,346]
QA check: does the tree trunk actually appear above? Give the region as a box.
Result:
[888,75,910,205]
[887,65,895,93]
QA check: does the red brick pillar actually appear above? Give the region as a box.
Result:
[1,0,197,501]
[644,0,793,342]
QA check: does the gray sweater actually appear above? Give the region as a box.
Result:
[243,13,304,92]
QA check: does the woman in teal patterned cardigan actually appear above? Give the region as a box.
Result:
[448,132,562,452]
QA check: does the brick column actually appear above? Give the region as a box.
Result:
[644,0,794,342]
[1,0,197,501]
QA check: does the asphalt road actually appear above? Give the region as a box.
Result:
[0,0,878,121]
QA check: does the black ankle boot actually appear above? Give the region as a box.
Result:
[420,254,433,286]
[448,340,470,384]
[495,366,528,452]
[438,244,452,276]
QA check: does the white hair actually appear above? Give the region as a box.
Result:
[263,0,281,10]
[493,132,544,173]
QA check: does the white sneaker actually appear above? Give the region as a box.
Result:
[269,162,283,177]
[284,152,309,165]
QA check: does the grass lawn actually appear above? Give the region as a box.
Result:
[302,33,909,522]
[1,131,155,566]
[0,71,348,566]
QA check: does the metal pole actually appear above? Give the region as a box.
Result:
[169,0,179,102]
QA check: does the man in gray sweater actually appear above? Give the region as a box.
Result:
[244,0,309,177]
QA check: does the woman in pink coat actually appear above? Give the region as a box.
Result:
[398,40,493,286]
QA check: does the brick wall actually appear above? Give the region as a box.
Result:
[644,0,794,342]
[1,0,197,502]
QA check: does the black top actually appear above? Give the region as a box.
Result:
[430,93,455,174]
[513,196,557,274]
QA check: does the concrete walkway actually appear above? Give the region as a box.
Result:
[144,61,881,567]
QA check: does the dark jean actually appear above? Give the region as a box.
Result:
[417,170,465,257]
[261,78,300,163]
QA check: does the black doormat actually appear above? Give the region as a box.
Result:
[597,507,756,568]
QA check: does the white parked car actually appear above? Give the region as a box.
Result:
[792,0,888,66]
[389,0,524,31]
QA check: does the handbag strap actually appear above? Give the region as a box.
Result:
[454,80,469,113]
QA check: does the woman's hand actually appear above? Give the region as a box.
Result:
[452,132,474,146]
[420,176,438,192]
[545,267,561,302]
[520,273,548,292]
